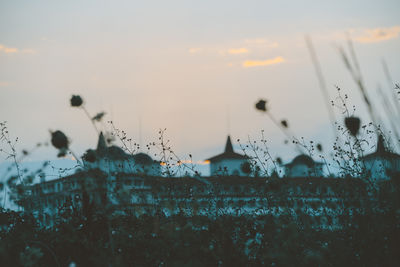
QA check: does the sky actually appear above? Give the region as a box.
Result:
[1,0,400,172]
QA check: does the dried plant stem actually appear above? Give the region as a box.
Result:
[305,35,337,138]
[338,36,378,127]
[377,87,400,150]
[82,106,99,134]
[69,149,84,167]
[265,112,304,154]
[382,59,400,116]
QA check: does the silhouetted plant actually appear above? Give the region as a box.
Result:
[316,143,322,152]
[70,95,83,107]
[92,112,106,122]
[255,99,267,111]
[70,94,108,135]
[344,116,361,137]
[50,130,69,157]
[238,130,280,177]
[82,149,96,163]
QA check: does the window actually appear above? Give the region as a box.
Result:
[320,186,327,194]
[310,201,318,210]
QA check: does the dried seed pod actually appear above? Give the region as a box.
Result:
[92,112,106,122]
[344,116,361,136]
[316,143,323,152]
[255,99,267,112]
[51,130,69,150]
[82,150,97,163]
[70,95,83,107]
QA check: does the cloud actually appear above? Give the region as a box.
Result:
[354,26,400,43]
[0,81,12,87]
[228,48,249,54]
[0,44,18,54]
[242,56,285,68]
[188,47,202,54]
[0,44,36,54]
[244,38,279,48]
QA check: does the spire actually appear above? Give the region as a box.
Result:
[224,136,234,153]
[97,132,107,151]
[376,135,386,153]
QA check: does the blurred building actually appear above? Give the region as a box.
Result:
[361,135,400,180]
[206,136,250,176]
[284,155,324,177]
[82,132,161,176]
[23,168,376,231]
[19,134,398,230]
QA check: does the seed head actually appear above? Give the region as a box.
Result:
[92,112,105,122]
[70,95,83,107]
[255,99,267,112]
[51,130,69,150]
[344,116,361,136]
[316,143,323,152]
[82,150,97,163]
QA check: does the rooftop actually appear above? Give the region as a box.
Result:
[284,154,323,167]
[206,136,248,163]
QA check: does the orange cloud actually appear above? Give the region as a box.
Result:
[242,56,285,68]
[0,44,18,54]
[244,38,279,48]
[228,48,249,54]
[355,26,400,43]
[0,44,36,54]
[0,81,11,87]
[177,160,210,165]
[188,47,202,54]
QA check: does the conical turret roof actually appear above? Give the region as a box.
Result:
[206,135,248,163]
[376,135,386,153]
[97,132,107,152]
[362,135,400,160]
[224,136,234,153]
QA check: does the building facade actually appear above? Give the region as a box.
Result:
[83,132,161,176]
[206,136,250,176]
[23,169,373,231]
[284,154,324,177]
[361,135,400,180]
[19,134,399,229]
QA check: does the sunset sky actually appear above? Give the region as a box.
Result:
[1,0,400,169]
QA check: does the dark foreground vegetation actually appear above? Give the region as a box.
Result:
[0,207,399,266]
